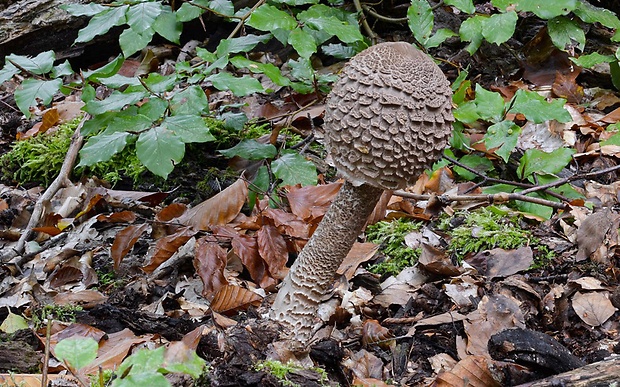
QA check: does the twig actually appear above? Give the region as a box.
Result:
[227,0,267,40]
[361,5,408,23]
[393,190,569,210]
[353,0,378,43]
[42,316,52,387]
[2,116,87,266]
[519,163,620,195]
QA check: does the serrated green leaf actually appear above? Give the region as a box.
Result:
[482,11,517,45]
[153,8,182,43]
[162,115,215,143]
[119,27,155,57]
[425,28,457,48]
[517,147,575,180]
[219,139,277,160]
[216,34,272,57]
[14,78,62,117]
[453,154,493,180]
[288,28,318,58]
[6,51,55,75]
[321,43,357,59]
[483,120,520,162]
[0,311,28,333]
[210,0,235,17]
[271,151,317,186]
[509,89,571,123]
[474,84,505,122]
[136,126,185,178]
[76,5,129,43]
[570,52,614,68]
[516,0,577,19]
[127,2,162,33]
[78,132,132,166]
[548,16,585,52]
[176,2,205,22]
[55,338,99,371]
[407,0,433,46]
[459,15,485,54]
[84,91,148,115]
[83,55,124,81]
[246,4,297,31]
[574,1,620,29]
[170,85,210,115]
[208,72,263,96]
[50,61,74,78]
[444,0,475,14]
[61,3,108,17]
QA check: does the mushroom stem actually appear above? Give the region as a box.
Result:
[270,181,384,345]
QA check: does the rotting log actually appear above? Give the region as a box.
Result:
[517,355,620,387]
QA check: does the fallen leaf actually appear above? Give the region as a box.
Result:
[572,291,616,326]
[194,236,229,298]
[210,285,262,315]
[143,227,196,273]
[111,223,149,269]
[257,225,288,279]
[434,355,501,387]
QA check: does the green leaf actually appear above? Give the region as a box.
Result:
[248,165,269,210]
[210,0,235,17]
[0,311,28,333]
[170,85,210,115]
[482,11,517,45]
[78,132,132,166]
[301,11,364,44]
[547,16,585,51]
[84,91,147,115]
[221,111,248,131]
[570,52,614,68]
[76,5,129,43]
[127,2,162,33]
[509,89,571,123]
[514,192,554,220]
[0,62,18,84]
[288,28,318,58]
[271,151,317,186]
[208,72,263,96]
[139,98,168,121]
[321,43,357,59]
[246,4,297,31]
[516,0,577,19]
[219,139,277,160]
[61,3,107,16]
[112,373,170,387]
[6,51,55,75]
[136,126,185,178]
[15,78,62,117]
[99,74,143,88]
[444,0,475,14]
[216,34,272,57]
[162,115,216,143]
[117,346,165,375]
[50,61,74,78]
[459,15,485,54]
[453,101,480,123]
[153,8,182,44]
[176,2,205,22]
[55,338,99,371]
[83,55,124,81]
[142,73,177,94]
[229,56,291,86]
[119,27,155,57]
[611,61,620,91]
[163,350,206,379]
[574,1,620,29]
[517,148,575,180]
[425,28,457,48]
[81,112,116,136]
[407,0,433,46]
[453,154,493,180]
[104,113,153,135]
[483,120,521,162]
[473,84,505,122]
[272,0,318,5]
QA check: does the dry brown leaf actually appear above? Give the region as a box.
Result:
[210,285,262,315]
[0,374,77,386]
[552,69,583,104]
[342,349,384,380]
[231,233,277,289]
[212,312,238,329]
[572,291,617,326]
[433,355,501,387]
[465,246,534,279]
[82,328,152,375]
[53,290,108,309]
[143,227,196,273]
[361,319,394,349]
[286,182,341,221]
[96,211,137,223]
[111,223,149,270]
[257,225,288,280]
[419,243,461,276]
[194,236,228,299]
[263,207,310,240]
[49,266,83,288]
[177,178,248,230]
[352,378,391,387]
[164,341,197,368]
[156,203,187,222]
[337,242,379,280]
[576,208,614,262]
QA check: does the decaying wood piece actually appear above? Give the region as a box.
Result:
[270,42,454,348]
[517,356,620,387]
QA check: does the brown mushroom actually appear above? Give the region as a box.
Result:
[270,42,454,347]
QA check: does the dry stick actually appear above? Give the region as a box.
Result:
[3,116,86,267]
[394,190,569,210]
[352,0,378,43]
[227,0,266,40]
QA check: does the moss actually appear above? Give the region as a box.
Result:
[366,218,422,276]
[254,360,328,387]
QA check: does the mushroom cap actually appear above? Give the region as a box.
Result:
[324,42,454,190]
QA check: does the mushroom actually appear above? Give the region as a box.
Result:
[270,42,454,347]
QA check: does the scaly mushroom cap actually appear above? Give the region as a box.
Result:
[325,42,454,190]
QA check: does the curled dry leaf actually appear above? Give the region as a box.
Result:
[143,227,196,273]
[111,223,149,269]
[96,210,136,223]
[572,291,617,327]
[361,319,394,349]
[286,182,342,221]
[257,224,288,280]
[194,236,228,299]
[210,285,262,315]
[433,355,501,387]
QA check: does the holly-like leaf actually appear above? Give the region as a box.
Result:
[271,151,317,186]
[246,4,297,31]
[208,72,263,96]
[14,78,62,117]
[78,132,132,166]
[162,115,216,143]
[136,126,185,178]
[76,5,129,43]
[517,148,575,180]
[482,11,517,45]
[548,16,585,52]
[219,139,277,160]
[55,337,99,371]
[6,51,55,75]
[509,89,571,123]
